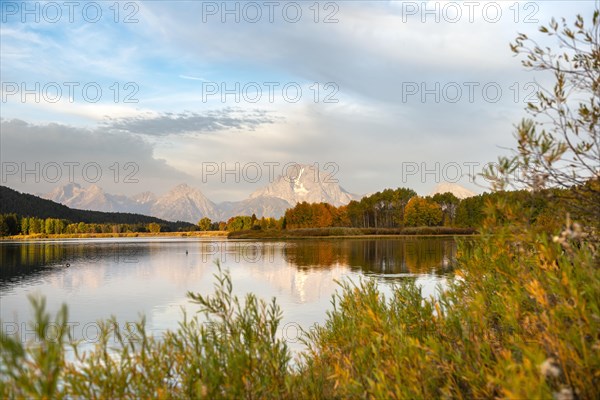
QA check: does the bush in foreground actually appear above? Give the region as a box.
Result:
[299,223,599,398]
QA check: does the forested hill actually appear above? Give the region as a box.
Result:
[0,185,193,228]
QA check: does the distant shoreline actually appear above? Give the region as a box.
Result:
[228,227,477,239]
[0,231,229,241]
[0,226,477,241]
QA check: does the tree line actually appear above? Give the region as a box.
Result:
[196,186,576,233]
[196,215,285,232]
[284,188,572,232]
[0,185,194,236]
[0,214,172,236]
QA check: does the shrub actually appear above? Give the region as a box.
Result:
[299,222,600,398]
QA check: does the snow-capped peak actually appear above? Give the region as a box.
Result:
[250,163,357,206]
[430,182,476,199]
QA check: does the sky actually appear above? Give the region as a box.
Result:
[0,0,597,201]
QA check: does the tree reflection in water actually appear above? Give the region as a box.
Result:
[282,238,457,275]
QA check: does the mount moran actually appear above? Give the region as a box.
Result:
[44,165,358,223]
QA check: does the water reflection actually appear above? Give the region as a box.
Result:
[282,238,456,276]
[1,238,456,287]
[0,241,146,290]
[0,237,456,347]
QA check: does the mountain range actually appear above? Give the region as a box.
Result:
[42,165,476,224]
[43,164,360,223]
[0,185,193,230]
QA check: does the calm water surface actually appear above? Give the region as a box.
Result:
[0,237,456,349]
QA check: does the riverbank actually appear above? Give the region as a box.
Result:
[227,226,477,239]
[0,226,477,241]
[0,231,229,240]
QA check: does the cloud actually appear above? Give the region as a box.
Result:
[1,0,594,201]
[101,108,280,136]
[179,75,206,82]
[0,119,190,196]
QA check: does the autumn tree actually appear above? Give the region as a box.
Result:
[455,194,486,228]
[346,200,364,227]
[314,203,335,227]
[198,217,212,231]
[392,188,417,227]
[346,188,416,228]
[148,222,161,233]
[284,202,340,229]
[403,196,442,227]
[432,192,460,226]
[333,205,351,227]
[284,202,313,229]
[226,216,253,231]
